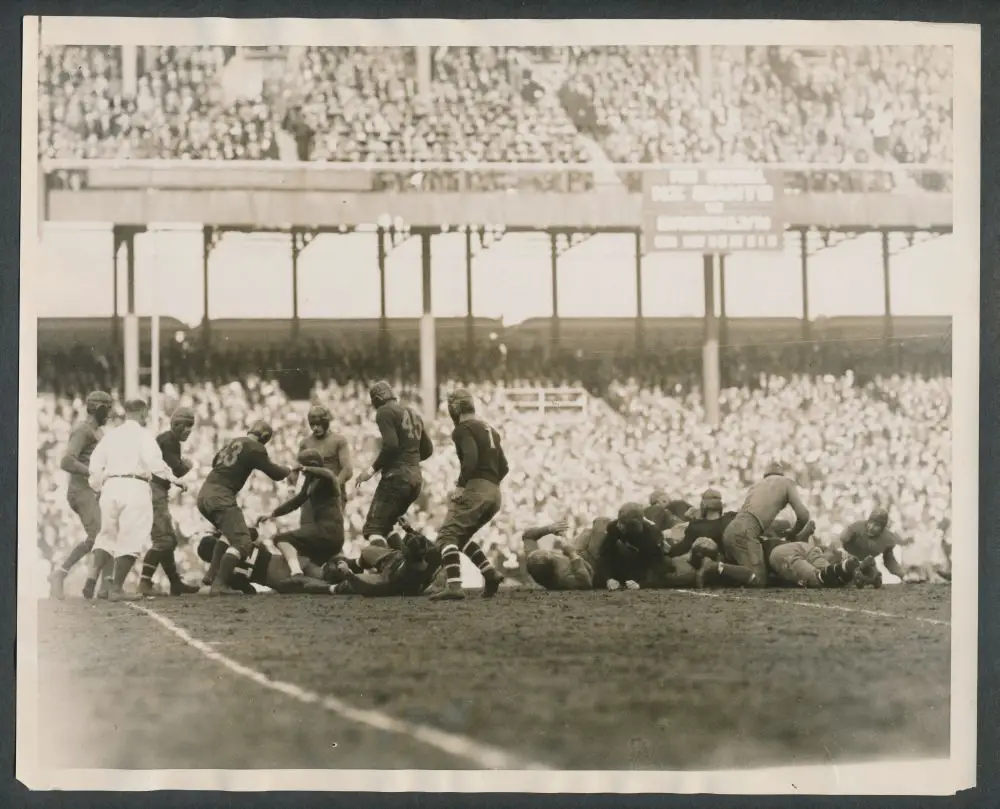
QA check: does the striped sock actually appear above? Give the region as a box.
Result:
[440,543,462,585]
[463,540,496,576]
[140,549,161,582]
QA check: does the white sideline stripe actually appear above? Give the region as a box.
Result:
[675,590,951,628]
[129,604,551,771]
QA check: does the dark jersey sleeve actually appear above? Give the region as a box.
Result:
[157,432,190,478]
[271,482,311,519]
[419,428,434,461]
[248,442,293,481]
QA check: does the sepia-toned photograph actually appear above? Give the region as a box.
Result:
[18,17,979,795]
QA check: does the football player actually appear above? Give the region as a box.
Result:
[839,507,907,585]
[327,520,443,597]
[138,407,200,596]
[765,522,864,588]
[50,390,114,599]
[196,420,298,595]
[196,531,335,595]
[665,488,737,558]
[256,448,345,575]
[523,519,600,591]
[298,403,353,514]
[428,389,507,602]
[354,382,433,548]
[722,462,811,588]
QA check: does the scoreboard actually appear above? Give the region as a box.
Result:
[642,168,785,253]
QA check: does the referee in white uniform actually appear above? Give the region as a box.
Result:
[88,399,187,602]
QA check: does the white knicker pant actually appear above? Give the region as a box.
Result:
[93,478,153,559]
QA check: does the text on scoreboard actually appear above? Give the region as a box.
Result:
[642,168,786,253]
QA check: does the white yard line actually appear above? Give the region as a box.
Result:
[129,603,551,771]
[674,590,951,628]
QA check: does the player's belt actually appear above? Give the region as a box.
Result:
[108,474,151,483]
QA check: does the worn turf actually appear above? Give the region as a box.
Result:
[35,585,951,771]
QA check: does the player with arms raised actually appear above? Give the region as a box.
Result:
[429,389,507,602]
[50,390,113,600]
[138,407,200,596]
[355,381,433,547]
[196,420,297,595]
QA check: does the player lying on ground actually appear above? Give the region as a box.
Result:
[838,507,909,587]
[354,381,434,548]
[50,390,114,599]
[196,532,337,594]
[255,448,345,578]
[523,520,601,590]
[325,519,444,597]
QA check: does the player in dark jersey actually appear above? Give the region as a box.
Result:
[644,489,685,532]
[327,520,443,597]
[429,389,507,602]
[196,532,336,595]
[354,382,433,547]
[196,420,297,595]
[594,503,671,590]
[138,407,200,596]
[256,448,345,574]
[298,404,353,523]
[50,390,113,600]
[665,489,738,558]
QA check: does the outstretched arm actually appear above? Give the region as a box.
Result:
[882,547,905,580]
[269,483,311,519]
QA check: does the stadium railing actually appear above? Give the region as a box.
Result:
[40,159,953,195]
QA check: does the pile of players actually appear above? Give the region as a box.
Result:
[49,382,907,602]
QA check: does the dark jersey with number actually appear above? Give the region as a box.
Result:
[373,402,433,476]
[452,418,509,487]
[232,544,272,591]
[200,436,290,496]
[152,430,188,491]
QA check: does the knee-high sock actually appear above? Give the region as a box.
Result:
[159,550,182,586]
[461,539,496,576]
[140,549,163,582]
[440,543,462,586]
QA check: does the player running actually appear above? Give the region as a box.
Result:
[428,389,507,602]
[838,507,908,586]
[50,390,114,600]
[196,420,297,595]
[354,381,433,548]
[298,404,353,519]
[255,448,346,575]
[722,461,811,588]
[138,407,200,597]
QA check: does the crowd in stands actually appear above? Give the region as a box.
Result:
[35,336,953,593]
[39,44,952,192]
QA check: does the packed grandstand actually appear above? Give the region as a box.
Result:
[35,44,953,589]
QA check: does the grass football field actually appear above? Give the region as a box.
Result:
[36,585,951,771]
